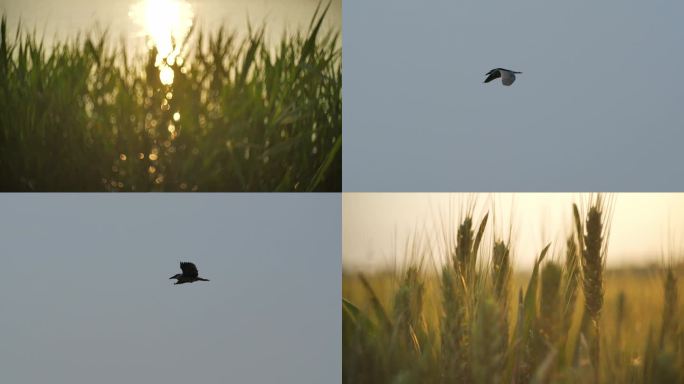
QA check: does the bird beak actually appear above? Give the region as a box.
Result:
[169,275,175,279]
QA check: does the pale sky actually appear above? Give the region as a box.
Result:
[343,193,684,272]
[0,194,340,384]
[344,0,684,191]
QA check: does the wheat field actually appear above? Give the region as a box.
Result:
[343,196,683,383]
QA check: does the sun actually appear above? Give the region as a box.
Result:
[129,0,194,85]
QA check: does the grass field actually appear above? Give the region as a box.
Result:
[343,197,683,383]
[0,3,340,191]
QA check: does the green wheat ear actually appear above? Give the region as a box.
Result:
[578,201,605,382]
[392,266,424,356]
[582,204,604,323]
[563,234,580,332]
[540,261,562,344]
[492,240,511,304]
[559,233,581,367]
[454,216,474,280]
[472,295,506,384]
[440,263,466,382]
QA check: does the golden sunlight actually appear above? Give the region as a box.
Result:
[129,0,194,85]
[343,193,684,271]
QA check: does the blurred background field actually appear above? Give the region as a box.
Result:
[343,194,684,383]
[345,264,684,332]
[0,0,341,191]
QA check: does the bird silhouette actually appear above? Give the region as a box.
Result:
[170,262,210,285]
[484,68,522,86]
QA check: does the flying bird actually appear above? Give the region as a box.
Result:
[484,68,522,86]
[170,262,210,285]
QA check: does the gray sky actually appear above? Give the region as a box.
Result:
[0,194,340,384]
[344,0,684,191]
[343,193,684,271]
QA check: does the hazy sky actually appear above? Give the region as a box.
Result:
[0,0,341,51]
[0,194,340,384]
[343,193,684,271]
[344,0,684,191]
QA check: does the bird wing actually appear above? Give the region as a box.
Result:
[180,262,199,278]
[484,70,501,83]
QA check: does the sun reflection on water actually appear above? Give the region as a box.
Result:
[129,0,194,85]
